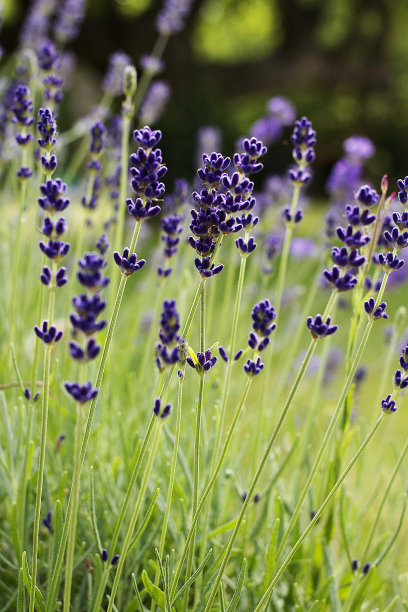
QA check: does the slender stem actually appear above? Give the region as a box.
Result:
[254,184,301,473]
[29,345,51,612]
[106,423,161,612]
[152,375,184,612]
[46,222,141,609]
[109,106,132,312]
[183,281,206,610]
[133,34,169,120]
[276,273,389,563]
[62,402,83,609]
[91,414,156,612]
[198,255,247,572]
[9,147,29,344]
[202,289,338,612]
[362,431,408,562]
[169,376,252,602]
[255,414,385,612]
[158,234,223,400]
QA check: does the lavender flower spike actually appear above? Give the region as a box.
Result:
[34,320,63,344]
[381,394,397,414]
[64,381,99,404]
[306,314,338,339]
[113,248,146,276]
[363,298,388,321]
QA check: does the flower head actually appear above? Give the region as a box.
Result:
[64,381,98,404]
[34,320,63,344]
[113,248,146,276]
[306,314,338,339]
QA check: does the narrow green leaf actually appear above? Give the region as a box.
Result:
[220,584,226,612]
[141,570,166,610]
[17,568,25,612]
[21,551,45,612]
[322,543,340,612]
[382,595,400,612]
[263,518,279,593]
[204,518,238,542]
[339,489,352,567]
[172,548,213,606]
[374,495,407,567]
[348,568,375,611]
[90,467,103,552]
[128,489,159,555]
[131,573,146,611]
[50,500,63,577]
[226,557,247,612]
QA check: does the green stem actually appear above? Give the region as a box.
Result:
[183,282,206,610]
[106,423,161,612]
[152,375,184,612]
[275,273,389,564]
[109,107,132,313]
[9,149,29,344]
[198,254,247,572]
[46,222,141,610]
[202,289,337,612]
[29,345,51,612]
[62,401,83,609]
[158,235,223,400]
[255,414,385,611]
[169,376,253,603]
[91,414,156,612]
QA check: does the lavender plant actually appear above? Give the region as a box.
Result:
[1,3,408,612]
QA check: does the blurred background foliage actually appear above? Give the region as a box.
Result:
[2,0,408,195]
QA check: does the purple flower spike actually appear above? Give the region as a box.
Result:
[397,176,408,205]
[113,248,146,276]
[89,121,106,155]
[38,43,59,71]
[64,381,98,404]
[235,236,257,256]
[95,234,110,255]
[111,555,120,566]
[38,179,70,213]
[69,339,100,362]
[34,321,63,344]
[198,152,231,188]
[43,511,52,532]
[101,549,108,562]
[127,197,161,221]
[244,356,264,377]
[336,225,370,248]
[156,0,193,36]
[133,126,162,150]
[39,239,70,261]
[331,246,365,269]
[400,345,408,371]
[187,349,217,375]
[251,300,277,337]
[103,52,132,96]
[38,107,57,151]
[152,397,172,418]
[355,185,379,207]
[376,252,405,272]
[218,346,229,363]
[77,253,109,292]
[306,314,338,339]
[364,298,388,321]
[194,257,223,278]
[381,393,397,414]
[383,227,408,250]
[12,85,34,130]
[394,369,408,389]
[323,265,358,292]
[345,205,376,226]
